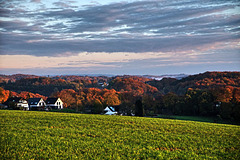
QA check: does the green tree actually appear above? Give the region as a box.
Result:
[220,102,232,120]
[142,94,155,115]
[232,102,240,123]
[163,92,179,115]
[92,99,104,114]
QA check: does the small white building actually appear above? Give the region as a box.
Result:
[46,98,63,109]
[28,98,46,110]
[4,97,29,110]
[17,99,29,110]
[103,106,117,115]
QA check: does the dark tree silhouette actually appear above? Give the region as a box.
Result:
[135,99,144,117]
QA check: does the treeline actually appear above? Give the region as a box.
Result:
[148,71,240,95]
[0,87,46,103]
[0,76,106,96]
[0,72,240,123]
[51,86,240,122]
[0,75,152,96]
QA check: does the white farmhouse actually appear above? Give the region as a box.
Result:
[17,99,29,110]
[103,106,117,115]
[4,97,29,110]
[28,98,46,110]
[46,98,63,109]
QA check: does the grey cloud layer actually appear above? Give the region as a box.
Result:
[0,0,239,56]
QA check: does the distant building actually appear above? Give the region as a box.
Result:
[28,98,46,110]
[103,106,118,115]
[4,97,29,110]
[17,99,29,110]
[1,97,63,111]
[4,97,21,108]
[46,98,63,109]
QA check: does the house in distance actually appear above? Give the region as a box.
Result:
[3,97,29,110]
[2,97,64,111]
[103,106,118,115]
[28,98,46,110]
[46,98,63,110]
[17,99,29,110]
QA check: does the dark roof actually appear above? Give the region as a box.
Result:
[108,106,116,112]
[3,97,22,105]
[28,98,41,105]
[46,98,58,104]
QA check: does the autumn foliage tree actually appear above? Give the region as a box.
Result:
[0,87,46,103]
[0,87,10,103]
[54,89,77,108]
[102,89,121,107]
[0,72,239,123]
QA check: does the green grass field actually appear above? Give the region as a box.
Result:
[0,110,239,159]
[156,115,231,124]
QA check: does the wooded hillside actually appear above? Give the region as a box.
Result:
[0,72,239,123]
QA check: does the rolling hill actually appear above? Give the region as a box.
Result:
[0,110,239,159]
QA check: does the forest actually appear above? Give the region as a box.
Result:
[0,71,240,123]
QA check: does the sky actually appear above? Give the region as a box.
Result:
[0,0,239,76]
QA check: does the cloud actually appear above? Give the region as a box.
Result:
[1,30,238,56]
[0,0,239,75]
[0,52,168,69]
[1,49,239,70]
[53,1,78,8]
[1,51,239,75]
[0,0,239,57]
[31,0,41,3]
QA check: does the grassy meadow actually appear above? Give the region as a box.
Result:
[156,115,232,124]
[0,110,239,159]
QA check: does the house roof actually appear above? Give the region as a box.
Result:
[108,106,116,112]
[28,98,42,105]
[104,106,117,115]
[3,97,22,105]
[104,106,116,112]
[46,98,59,104]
